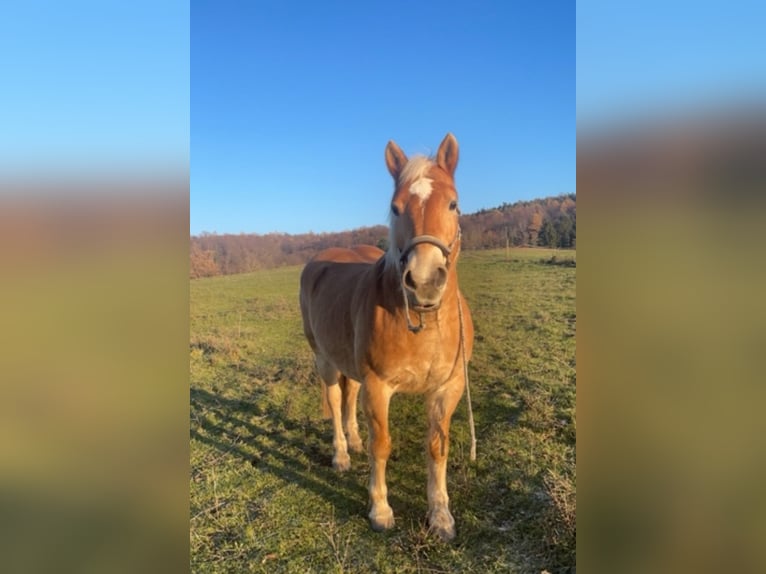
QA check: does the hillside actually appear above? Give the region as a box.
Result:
[191,193,575,277]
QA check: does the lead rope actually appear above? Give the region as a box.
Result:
[457,292,477,461]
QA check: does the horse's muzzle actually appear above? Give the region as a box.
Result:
[410,299,442,313]
[401,261,448,311]
[398,232,459,320]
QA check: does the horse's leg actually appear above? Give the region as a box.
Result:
[317,358,350,472]
[343,377,364,453]
[362,376,394,531]
[425,377,465,541]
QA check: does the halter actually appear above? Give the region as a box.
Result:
[397,226,461,333]
[398,229,459,269]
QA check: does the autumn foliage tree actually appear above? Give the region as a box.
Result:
[459,194,575,250]
[527,212,544,246]
[190,194,575,277]
[190,242,219,278]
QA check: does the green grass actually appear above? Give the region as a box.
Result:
[190,247,576,573]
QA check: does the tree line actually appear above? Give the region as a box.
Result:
[191,193,575,278]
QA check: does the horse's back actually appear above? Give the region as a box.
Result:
[300,245,383,358]
[301,245,382,296]
[311,244,383,264]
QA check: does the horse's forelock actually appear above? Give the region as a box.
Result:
[398,155,434,187]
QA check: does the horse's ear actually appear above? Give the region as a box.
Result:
[436,133,459,176]
[385,140,408,180]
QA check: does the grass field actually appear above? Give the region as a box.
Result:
[190,247,576,573]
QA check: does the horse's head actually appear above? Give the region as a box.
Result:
[384,133,461,313]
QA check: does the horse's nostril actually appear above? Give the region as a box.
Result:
[434,266,447,289]
[403,270,417,291]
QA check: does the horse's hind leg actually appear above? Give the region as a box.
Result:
[316,357,351,472]
[342,377,363,453]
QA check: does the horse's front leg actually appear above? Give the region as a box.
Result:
[362,376,394,531]
[425,378,465,541]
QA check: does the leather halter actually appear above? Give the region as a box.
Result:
[397,226,462,333]
[398,226,462,269]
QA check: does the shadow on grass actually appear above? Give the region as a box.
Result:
[190,386,369,518]
[191,383,575,572]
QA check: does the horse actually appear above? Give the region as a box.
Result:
[299,133,474,541]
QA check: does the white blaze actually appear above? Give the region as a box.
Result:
[409,177,433,201]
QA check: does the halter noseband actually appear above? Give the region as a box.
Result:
[398,226,462,269]
[397,226,462,333]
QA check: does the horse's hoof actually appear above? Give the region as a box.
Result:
[332,453,351,472]
[428,508,456,541]
[369,505,395,531]
[348,437,364,453]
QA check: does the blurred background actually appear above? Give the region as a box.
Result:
[578,1,766,572]
[0,2,189,572]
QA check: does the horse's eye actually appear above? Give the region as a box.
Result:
[391,204,400,217]
[449,200,458,211]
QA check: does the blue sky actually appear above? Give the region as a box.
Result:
[577,1,766,129]
[191,1,575,235]
[0,1,189,174]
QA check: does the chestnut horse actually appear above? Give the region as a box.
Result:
[299,133,474,541]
